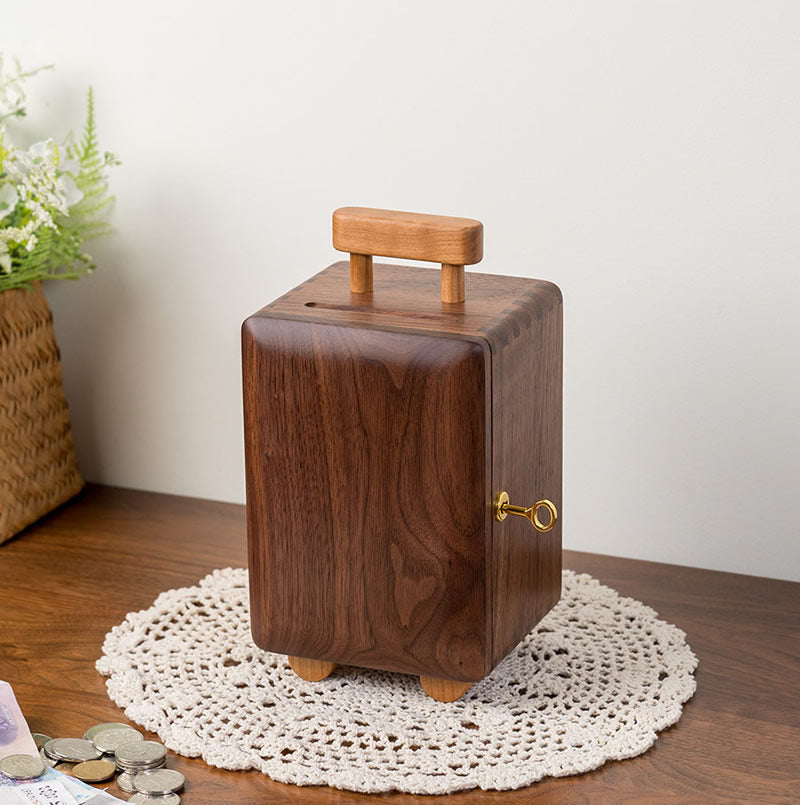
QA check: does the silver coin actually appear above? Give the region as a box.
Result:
[82,722,132,741]
[39,748,57,768]
[128,794,180,805]
[0,753,46,780]
[117,760,167,785]
[92,727,143,753]
[116,771,137,792]
[117,759,166,775]
[115,754,165,766]
[118,757,165,766]
[31,733,51,750]
[114,740,167,767]
[132,768,185,795]
[45,738,102,763]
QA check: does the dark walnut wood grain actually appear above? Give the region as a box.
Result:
[243,318,491,681]
[242,261,562,683]
[0,486,797,804]
[490,279,563,666]
[263,260,556,341]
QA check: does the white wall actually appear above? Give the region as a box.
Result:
[9,1,799,580]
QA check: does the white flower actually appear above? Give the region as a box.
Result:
[59,158,80,176]
[0,241,10,274]
[0,182,18,223]
[28,140,55,162]
[60,173,83,208]
[0,135,72,254]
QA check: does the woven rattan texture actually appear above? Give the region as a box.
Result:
[97,568,698,794]
[0,283,83,544]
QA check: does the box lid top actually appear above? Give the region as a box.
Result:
[254,262,560,344]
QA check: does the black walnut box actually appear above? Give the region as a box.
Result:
[242,207,562,701]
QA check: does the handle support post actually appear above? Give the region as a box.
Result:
[441,264,465,303]
[349,254,373,294]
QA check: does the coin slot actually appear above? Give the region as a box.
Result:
[303,301,459,321]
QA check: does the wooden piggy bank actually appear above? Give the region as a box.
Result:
[242,207,562,701]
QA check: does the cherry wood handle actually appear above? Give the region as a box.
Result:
[332,207,484,302]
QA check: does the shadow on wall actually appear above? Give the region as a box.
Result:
[44,241,135,484]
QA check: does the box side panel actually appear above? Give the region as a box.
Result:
[242,316,491,681]
[490,281,563,668]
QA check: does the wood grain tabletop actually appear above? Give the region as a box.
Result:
[0,484,797,804]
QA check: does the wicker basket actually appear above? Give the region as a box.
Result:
[0,282,84,544]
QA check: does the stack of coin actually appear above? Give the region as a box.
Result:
[115,739,168,778]
[132,768,185,796]
[23,722,184,802]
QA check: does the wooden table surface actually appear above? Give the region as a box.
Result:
[0,485,797,804]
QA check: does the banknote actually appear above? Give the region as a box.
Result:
[0,777,77,805]
[0,765,106,804]
[0,683,36,760]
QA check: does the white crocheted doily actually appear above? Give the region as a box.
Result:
[96,568,697,795]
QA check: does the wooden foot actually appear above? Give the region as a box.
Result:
[419,675,472,702]
[288,655,337,682]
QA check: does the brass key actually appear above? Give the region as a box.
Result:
[494,491,558,532]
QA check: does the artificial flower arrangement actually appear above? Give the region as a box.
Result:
[0,54,118,292]
[0,54,117,545]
